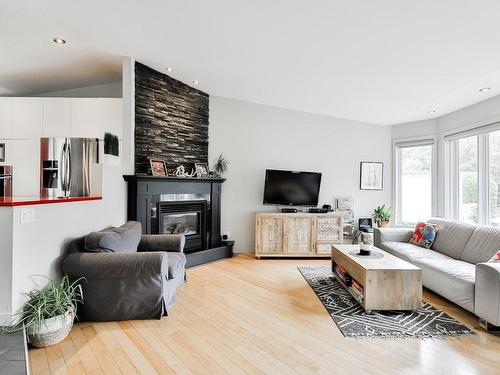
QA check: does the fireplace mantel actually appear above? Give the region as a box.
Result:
[123,174,232,267]
[123,175,226,183]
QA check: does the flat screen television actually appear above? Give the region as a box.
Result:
[263,169,322,206]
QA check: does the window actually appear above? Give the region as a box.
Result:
[394,139,435,225]
[446,122,500,226]
[458,136,479,224]
[489,130,500,226]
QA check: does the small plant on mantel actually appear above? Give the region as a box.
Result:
[372,204,392,228]
[213,153,229,177]
[4,275,84,348]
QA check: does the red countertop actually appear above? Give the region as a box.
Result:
[0,196,102,207]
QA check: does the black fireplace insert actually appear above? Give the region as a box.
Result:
[158,200,207,253]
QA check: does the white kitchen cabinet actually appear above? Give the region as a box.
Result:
[12,98,42,138]
[42,98,72,137]
[0,97,13,138]
[98,98,123,139]
[0,98,12,139]
[71,98,122,139]
[71,98,100,138]
[4,139,40,196]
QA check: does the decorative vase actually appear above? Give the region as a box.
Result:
[359,231,374,254]
[26,309,74,348]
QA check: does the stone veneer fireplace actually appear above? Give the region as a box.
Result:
[123,175,233,267]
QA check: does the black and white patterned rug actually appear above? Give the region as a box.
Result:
[299,266,476,340]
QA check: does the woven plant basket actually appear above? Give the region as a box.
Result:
[26,309,74,348]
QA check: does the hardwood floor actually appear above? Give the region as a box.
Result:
[29,254,500,374]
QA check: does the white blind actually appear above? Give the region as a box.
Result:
[394,138,435,148]
[444,121,500,141]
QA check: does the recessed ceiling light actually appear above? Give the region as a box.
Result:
[479,87,492,93]
[166,67,174,72]
[192,80,199,85]
[53,37,66,44]
[427,110,437,114]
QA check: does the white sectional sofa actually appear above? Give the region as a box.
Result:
[374,218,500,328]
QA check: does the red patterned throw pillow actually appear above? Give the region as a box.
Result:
[409,222,437,249]
[490,251,500,262]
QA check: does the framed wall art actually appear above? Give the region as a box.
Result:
[360,162,383,190]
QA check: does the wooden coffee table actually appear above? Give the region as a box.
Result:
[331,244,422,312]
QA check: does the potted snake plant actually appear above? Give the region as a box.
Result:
[5,275,83,348]
[372,204,392,228]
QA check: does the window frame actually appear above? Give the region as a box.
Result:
[445,122,500,225]
[392,136,437,227]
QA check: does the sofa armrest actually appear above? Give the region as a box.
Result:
[138,234,185,253]
[374,227,413,247]
[475,262,500,326]
[63,251,168,279]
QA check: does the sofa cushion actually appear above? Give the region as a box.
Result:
[167,252,186,280]
[461,224,500,264]
[85,221,142,253]
[413,257,475,312]
[409,222,437,249]
[427,218,475,259]
[379,241,450,264]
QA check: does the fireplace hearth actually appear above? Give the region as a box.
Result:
[123,175,233,267]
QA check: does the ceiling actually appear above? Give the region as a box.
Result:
[2,0,500,125]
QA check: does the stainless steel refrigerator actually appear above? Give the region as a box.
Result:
[40,138,99,198]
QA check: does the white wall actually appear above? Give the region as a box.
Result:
[0,207,13,319]
[391,119,438,140]
[34,81,122,98]
[209,97,392,252]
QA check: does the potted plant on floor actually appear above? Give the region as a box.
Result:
[5,275,83,348]
[372,204,392,228]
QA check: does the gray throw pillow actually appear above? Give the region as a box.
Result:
[84,221,142,253]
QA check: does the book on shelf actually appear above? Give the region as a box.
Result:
[336,265,349,276]
[333,269,351,285]
[333,265,351,285]
[348,285,364,303]
[351,279,364,293]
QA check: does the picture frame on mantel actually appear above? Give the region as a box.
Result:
[195,163,209,178]
[360,161,383,190]
[150,159,167,176]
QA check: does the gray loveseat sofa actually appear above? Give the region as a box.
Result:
[63,221,186,322]
[374,218,500,327]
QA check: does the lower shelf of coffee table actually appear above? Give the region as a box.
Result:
[331,271,365,308]
[331,245,422,312]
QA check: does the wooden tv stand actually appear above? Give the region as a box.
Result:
[255,212,343,258]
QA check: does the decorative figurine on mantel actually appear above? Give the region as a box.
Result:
[173,165,196,177]
[213,153,229,177]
